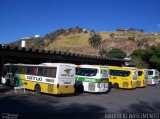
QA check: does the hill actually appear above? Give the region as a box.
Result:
[7,27,160,56]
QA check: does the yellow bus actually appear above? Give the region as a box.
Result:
[137,69,147,87]
[108,66,137,89]
[2,63,75,95]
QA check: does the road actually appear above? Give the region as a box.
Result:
[0,84,160,119]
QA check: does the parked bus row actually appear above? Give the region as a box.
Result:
[1,63,160,95]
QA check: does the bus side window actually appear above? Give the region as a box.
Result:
[33,67,37,75]
[124,71,130,76]
[45,68,57,78]
[21,66,29,74]
[29,67,37,75]
[90,69,97,76]
[17,66,22,74]
[37,67,46,77]
[12,65,18,74]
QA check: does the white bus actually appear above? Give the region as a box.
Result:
[147,69,160,85]
[75,65,110,93]
[2,63,75,94]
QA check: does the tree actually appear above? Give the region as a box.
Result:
[88,33,102,49]
[106,48,127,58]
[88,33,106,56]
[131,46,160,71]
[131,49,145,58]
[143,46,160,70]
[130,57,148,69]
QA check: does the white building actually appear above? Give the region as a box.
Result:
[34,35,40,38]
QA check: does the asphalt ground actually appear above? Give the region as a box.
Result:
[0,84,160,119]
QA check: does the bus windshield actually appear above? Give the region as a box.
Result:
[148,71,153,75]
[76,68,98,76]
[138,71,143,76]
[110,70,130,77]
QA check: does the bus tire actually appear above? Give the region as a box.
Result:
[77,85,84,93]
[109,82,113,88]
[114,83,119,89]
[35,84,41,93]
[6,79,11,86]
[106,83,112,93]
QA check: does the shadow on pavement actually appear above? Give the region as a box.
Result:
[0,95,106,119]
[121,101,160,113]
[0,85,13,93]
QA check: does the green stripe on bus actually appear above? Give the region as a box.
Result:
[148,76,159,80]
[75,77,108,83]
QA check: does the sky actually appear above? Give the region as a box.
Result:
[0,0,160,43]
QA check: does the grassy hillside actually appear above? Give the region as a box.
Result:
[44,33,99,55]
[7,27,160,56]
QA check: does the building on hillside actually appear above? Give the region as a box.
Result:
[82,28,90,33]
[117,29,129,33]
[34,35,40,38]
[21,37,31,40]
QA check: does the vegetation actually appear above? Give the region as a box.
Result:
[88,33,106,56]
[6,26,160,70]
[106,48,127,58]
[109,33,115,39]
[88,33,102,49]
[7,26,160,59]
[130,57,149,69]
[131,46,160,71]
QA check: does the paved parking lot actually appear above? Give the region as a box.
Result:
[0,84,160,119]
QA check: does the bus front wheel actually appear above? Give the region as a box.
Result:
[114,83,119,89]
[106,83,112,93]
[35,84,41,93]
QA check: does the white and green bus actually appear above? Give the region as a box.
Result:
[75,65,110,93]
[147,69,160,85]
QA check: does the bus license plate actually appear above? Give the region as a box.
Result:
[65,86,68,88]
[89,83,95,91]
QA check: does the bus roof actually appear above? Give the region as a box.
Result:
[4,63,75,67]
[41,63,75,67]
[76,65,109,69]
[108,66,137,71]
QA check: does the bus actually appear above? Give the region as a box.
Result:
[137,69,147,87]
[108,66,137,89]
[1,63,75,94]
[75,65,110,93]
[147,69,160,85]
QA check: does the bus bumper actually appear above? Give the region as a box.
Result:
[137,80,147,87]
[55,85,75,94]
[147,79,159,85]
[123,81,137,89]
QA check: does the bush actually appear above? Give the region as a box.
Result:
[106,48,127,58]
